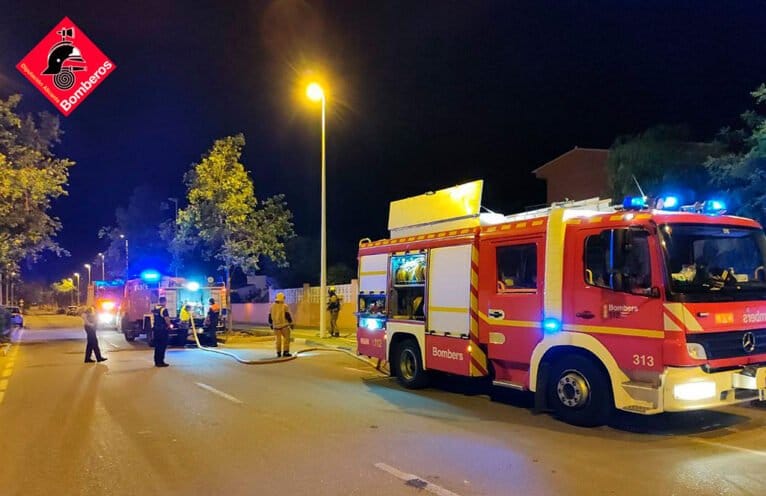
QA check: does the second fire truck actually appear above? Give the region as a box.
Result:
[356,180,766,426]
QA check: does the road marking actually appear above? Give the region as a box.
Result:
[108,342,120,349]
[691,438,766,457]
[195,382,243,405]
[1,368,11,378]
[0,379,8,390]
[375,462,463,496]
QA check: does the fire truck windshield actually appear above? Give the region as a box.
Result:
[661,223,766,301]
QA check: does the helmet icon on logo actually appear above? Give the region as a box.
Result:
[41,27,86,90]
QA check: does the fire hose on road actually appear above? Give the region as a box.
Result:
[187,317,386,371]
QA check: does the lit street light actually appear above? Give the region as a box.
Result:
[306,81,328,339]
[119,234,129,281]
[84,263,91,286]
[98,252,105,280]
[73,272,80,306]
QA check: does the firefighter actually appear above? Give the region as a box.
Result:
[82,306,106,363]
[205,298,220,347]
[179,303,192,340]
[268,292,293,357]
[327,287,341,337]
[152,296,171,367]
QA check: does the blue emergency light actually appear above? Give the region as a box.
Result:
[658,195,679,209]
[542,317,562,333]
[622,196,647,210]
[140,269,161,282]
[703,200,726,214]
[185,281,201,291]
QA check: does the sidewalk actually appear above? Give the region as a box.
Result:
[225,323,358,352]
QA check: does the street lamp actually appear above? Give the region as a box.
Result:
[306,81,328,339]
[119,234,129,281]
[73,272,80,306]
[168,197,179,276]
[98,252,105,280]
[84,263,91,286]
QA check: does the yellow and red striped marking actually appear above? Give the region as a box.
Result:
[468,245,488,376]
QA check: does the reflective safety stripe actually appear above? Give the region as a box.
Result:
[478,311,538,328]
[359,270,387,276]
[429,306,468,313]
[564,324,664,339]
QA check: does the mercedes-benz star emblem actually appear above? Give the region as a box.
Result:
[742,332,757,353]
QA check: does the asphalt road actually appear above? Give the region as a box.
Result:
[1,315,766,496]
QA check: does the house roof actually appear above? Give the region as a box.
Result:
[532,147,609,176]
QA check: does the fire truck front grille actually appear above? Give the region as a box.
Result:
[687,329,766,360]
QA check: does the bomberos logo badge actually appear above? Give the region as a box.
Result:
[16,17,116,116]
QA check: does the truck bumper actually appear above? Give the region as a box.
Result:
[661,364,766,412]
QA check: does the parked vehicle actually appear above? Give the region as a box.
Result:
[65,305,80,316]
[357,180,766,426]
[3,306,23,328]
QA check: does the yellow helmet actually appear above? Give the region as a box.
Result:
[275,292,285,302]
[329,286,336,292]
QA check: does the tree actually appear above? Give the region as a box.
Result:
[706,83,766,224]
[0,95,73,275]
[99,185,173,279]
[607,124,719,200]
[51,277,76,306]
[327,262,355,285]
[176,134,295,329]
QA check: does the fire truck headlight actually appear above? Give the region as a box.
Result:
[673,381,716,401]
[686,343,707,360]
[542,317,562,333]
[97,312,112,324]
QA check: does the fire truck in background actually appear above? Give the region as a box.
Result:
[357,180,766,426]
[120,273,226,346]
[93,280,124,329]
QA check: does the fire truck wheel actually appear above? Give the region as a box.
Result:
[547,355,612,427]
[395,339,430,389]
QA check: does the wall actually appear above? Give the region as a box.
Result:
[232,280,359,330]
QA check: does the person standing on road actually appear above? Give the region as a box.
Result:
[327,287,341,337]
[152,296,172,367]
[205,298,220,347]
[82,306,106,363]
[268,292,293,357]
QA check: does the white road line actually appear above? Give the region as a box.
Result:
[195,382,243,405]
[692,438,766,457]
[108,342,120,349]
[375,462,462,496]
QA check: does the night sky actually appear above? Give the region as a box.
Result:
[2,0,766,283]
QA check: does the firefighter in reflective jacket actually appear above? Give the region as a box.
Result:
[269,292,293,357]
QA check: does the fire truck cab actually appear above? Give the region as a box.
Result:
[357,180,766,426]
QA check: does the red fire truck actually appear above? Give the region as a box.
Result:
[121,274,226,346]
[356,180,766,426]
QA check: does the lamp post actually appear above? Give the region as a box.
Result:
[73,272,80,306]
[9,271,15,305]
[306,82,328,339]
[168,197,179,276]
[67,277,74,306]
[98,252,105,280]
[119,234,129,281]
[84,263,92,286]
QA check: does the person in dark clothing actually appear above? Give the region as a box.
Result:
[205,298,220,347]
[152,296,172,367]
[82,306,106,363]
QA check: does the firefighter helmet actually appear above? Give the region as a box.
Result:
[275,292,285,302]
